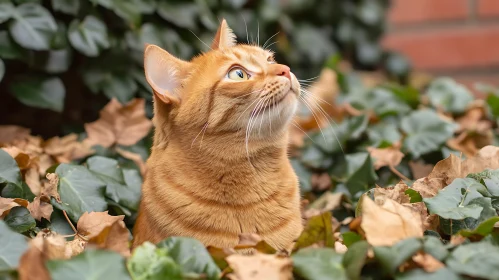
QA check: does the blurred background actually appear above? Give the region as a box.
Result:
[0,0,497,137]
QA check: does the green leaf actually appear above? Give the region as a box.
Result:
[82,68,137,103]
[53,164,107,221]
[291,159,312,193]
[395,268,460,280]
[373,238,422,274]
[315,115,368,154]
[4,206,36,233]
[0,149,22,186]
[424,178,489,220]
[32,48,72,74]
[292,248,347,280]
[48,210,75,236]
[47,249,131,280]
[401,109,458,158]
[68,15,109,57]
[367,122,402,146]
[127,242,183,280]
[342,232,362,247]
[423,236,448,261]
[344,153,378,195]
[458,216,499,239]
[0,30,25,60]
[486,93,499,119]
[1,182,35,201]
[0,220,29,273]
[157,237,221,280]
[293,212,335,252]
[157,2,199,29]
[405,189,422,203]
[9,3,57,50]
[427,77,473,114]
[9,76,65,112]
[342,241,369,280]
[0,2,15,24]
[467,169,499,196]
[51,0,79,15]
[446,241,499,279]
[87,156,125,183]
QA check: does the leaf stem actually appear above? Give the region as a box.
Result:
[389,165,410,182]
[62,210,78,234]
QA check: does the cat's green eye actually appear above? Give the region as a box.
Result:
[228,68,249,81]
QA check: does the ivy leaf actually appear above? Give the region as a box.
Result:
[427,77,473,114]
[367,122,402,146]
[157,237,221,280]
[68,15,110,57]
[9,76,65,112]
[82,68,137,103]
[127,242,183,280]
[52,164,107,221]
[486,93,499,119]
[0,58,4,83]
[47,249,131,280]
[344,152,378,195]
[293,212,335,251]
[292,248,347,280]
[51,0,80,15]
[9,3,57,50]
[459,216,499,240]
[315,115,368,153]
[401,109,458,158]
[446,242,499,279]
[0,220,29,272]
[423,236,448,261]
[395,268,461,280]
[467,169,499,196]
[157,2,199,29]
[0,31,25,60]
[0,2,15,24]
[373,237,422,274]
[87,156,124,183]
[4,206,36,233]
[0,149,22,186]
[343,241,369,280]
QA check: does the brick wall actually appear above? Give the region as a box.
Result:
[384,0,499,91]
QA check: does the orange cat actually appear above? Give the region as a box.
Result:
[132,19,303,251]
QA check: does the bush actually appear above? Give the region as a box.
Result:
[0,0,400,137]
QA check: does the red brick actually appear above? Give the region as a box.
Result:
[383,26,499,70]
[477,0,499,18]
[389,0,469,24]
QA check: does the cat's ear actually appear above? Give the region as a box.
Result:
[144,44,190,104]
[211,19,236,50]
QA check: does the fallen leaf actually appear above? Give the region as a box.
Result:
[65,237,86,258]
[226,253,293,280]
[456,102,491,134]
[115,147,147,177]
[1,146,31,170]
[41,173,60,202]
[311,173,332,191]
[76,211,129,256]
[0,197,29,218]
[84,98,152,148]
[27,197,53,221]
[44,134,94,163]
[0,125,30,144]
[334,241,348,253]
[304,192,346,219]
[293,212,335,251]
[409,160,434,180]
[374,183,410,204]
[361,197,423,246]
[25,167,41,196]
[367,144,404,170]
[18,230,67,280]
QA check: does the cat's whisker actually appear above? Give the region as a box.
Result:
[188,29,213,52]
[298,76,319,81]
[246,99,265,163]
[300,91,345,154]
[257,21,260,46]
[234,90,264,124]
[262,32,279,50]
[257,98,269,136]
[199,121,210,150]
[300,88,334,107]
[265,41,279,50]
[242,15,250,44]
[299,95,327,143]
[291,121,315,144]
[191,122,209,149]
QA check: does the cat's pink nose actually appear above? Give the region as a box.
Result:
[271,64,291,81]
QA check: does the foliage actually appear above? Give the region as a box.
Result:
[0,0,397,137]
[2,58,499,278]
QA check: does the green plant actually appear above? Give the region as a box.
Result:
[0,0,397,137]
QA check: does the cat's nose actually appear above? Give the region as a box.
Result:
[271,64,291,81]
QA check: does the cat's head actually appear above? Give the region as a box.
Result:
[144,19,300,148]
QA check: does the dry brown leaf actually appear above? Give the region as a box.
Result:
[44,134,94,163]
[456,102,492,134]
[115,147,147,177]
[311,173,332,191]
[0,197,29,218]
[18,230,67,280]
[409,160,434,180]
[334,241,348,253]
[25,167,42,196]
[1,146,31,170]
[27,197,53,221]
[303,192,345,219]
[84,98,153,148]
[367,145,404,170]
[226,253,293,280]
[361,197,423,246]
[65,237,86,258]
[412,253,445,272]
[41,173,60,202]
[373,183,410,204]
[0,125,30,144]
[76,211,129,256]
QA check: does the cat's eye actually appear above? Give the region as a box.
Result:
[227,68,250,81]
